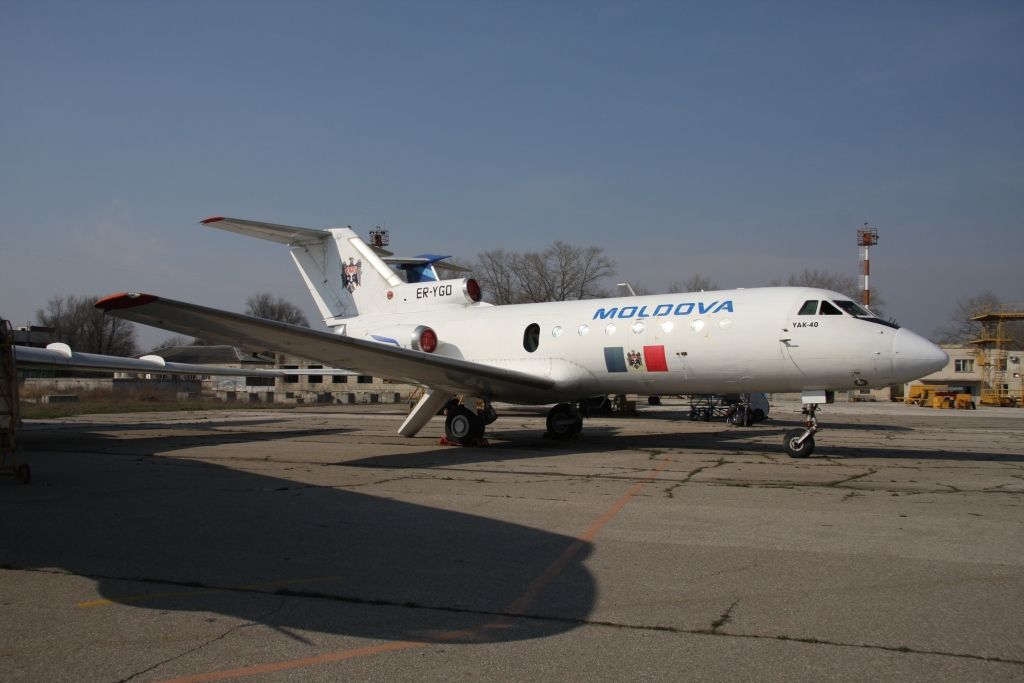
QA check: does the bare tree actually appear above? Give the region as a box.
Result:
[668,274,719,293]
[470,249,520,305]
[774,269,886,313]
[36,294,139,356]
[245,292,309,326]
[469,242,615,304]
[153,335,194,350]
[932,291,1024,345]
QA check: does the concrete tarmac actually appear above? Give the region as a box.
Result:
[1,399,1022,681]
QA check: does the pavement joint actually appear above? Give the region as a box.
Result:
[117,599,288,683]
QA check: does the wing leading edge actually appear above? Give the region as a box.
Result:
[94,293,555,400]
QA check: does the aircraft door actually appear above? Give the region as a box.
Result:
[780,299,816,380]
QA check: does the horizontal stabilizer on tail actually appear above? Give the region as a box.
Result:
[201,216,331,245]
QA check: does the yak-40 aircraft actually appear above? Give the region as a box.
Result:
[96,217,948,457]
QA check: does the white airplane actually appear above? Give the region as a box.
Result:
[94,217,948,457]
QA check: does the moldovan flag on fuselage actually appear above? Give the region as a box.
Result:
[604,345,669,373]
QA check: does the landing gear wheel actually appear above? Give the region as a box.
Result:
[546,403,583,439]
[784,428,815,458]
[445,405,484,445]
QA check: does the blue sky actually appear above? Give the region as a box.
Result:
[2,0,1021,350]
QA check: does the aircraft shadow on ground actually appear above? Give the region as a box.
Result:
[345,421,1024,467]
[9,431,596,644]
[21,417,297,433]
[20,424,355,456]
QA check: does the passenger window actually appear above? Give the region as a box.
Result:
[523,323,540,352]
[798,300,817,315]
[819,301,842,315]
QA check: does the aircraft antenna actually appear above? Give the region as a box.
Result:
[856,223,879,307]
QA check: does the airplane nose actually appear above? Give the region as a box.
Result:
[892,329,948,380]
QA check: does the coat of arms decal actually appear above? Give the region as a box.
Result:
[342,258,362,293]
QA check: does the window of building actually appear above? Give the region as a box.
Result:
[332,375,348,384]
[308,365,323,384]
[954,359,974,373]
[283,365,299,384]
[357,375,373,384]
[245,376,275,387]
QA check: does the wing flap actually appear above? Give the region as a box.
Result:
[95,293,554,399]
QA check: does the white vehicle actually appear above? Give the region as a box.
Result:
[96,217,947,457]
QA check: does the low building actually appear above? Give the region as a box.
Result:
[271,352,414,405]
[148,346,418,405]
[907,344,1023,404]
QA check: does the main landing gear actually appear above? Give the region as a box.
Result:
[441,400,584,446]
[784,403,820,458]
[545,402,583,439]
[443,399,497,446]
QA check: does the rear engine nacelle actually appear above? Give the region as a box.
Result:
[385,278,482,310]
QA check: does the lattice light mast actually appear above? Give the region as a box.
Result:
[857,223,879,307]
[368,227,390,248]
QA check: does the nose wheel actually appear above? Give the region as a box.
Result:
[784,403,820,458]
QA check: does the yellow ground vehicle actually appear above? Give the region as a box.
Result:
[905,384,975,409]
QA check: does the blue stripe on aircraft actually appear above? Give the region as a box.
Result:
[371,335,401,346]
[604,347,627,373]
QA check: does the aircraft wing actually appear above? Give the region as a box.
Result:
[95,293,555,398]
[14,345,281,377]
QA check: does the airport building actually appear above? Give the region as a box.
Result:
[150,346,417,405]
[907,344,1023,406]
[838,344,1023,406]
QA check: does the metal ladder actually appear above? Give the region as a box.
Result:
[1,319,30,484]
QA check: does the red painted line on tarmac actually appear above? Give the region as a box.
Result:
[500,459,671,619]
[157,459,672,682]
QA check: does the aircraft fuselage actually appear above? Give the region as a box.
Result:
[345,286,943,404]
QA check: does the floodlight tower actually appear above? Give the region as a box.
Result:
[857,223,879,307]
[368,227,390,248]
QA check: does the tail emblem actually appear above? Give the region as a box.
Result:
[342,258,363,293]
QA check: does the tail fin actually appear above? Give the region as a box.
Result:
[201,217,402,323]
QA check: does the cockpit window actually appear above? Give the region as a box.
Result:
[832,299,902,329]
[798,300,818,315]
[833,300,870,317]
[819,301,843,315]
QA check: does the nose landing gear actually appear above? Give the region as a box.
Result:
[545,402,583,439]
[784,403,820,458]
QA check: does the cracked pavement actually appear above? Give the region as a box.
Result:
[1,399,1022,681]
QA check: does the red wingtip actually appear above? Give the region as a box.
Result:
[95,292,158,310]
[200,216,225,224]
